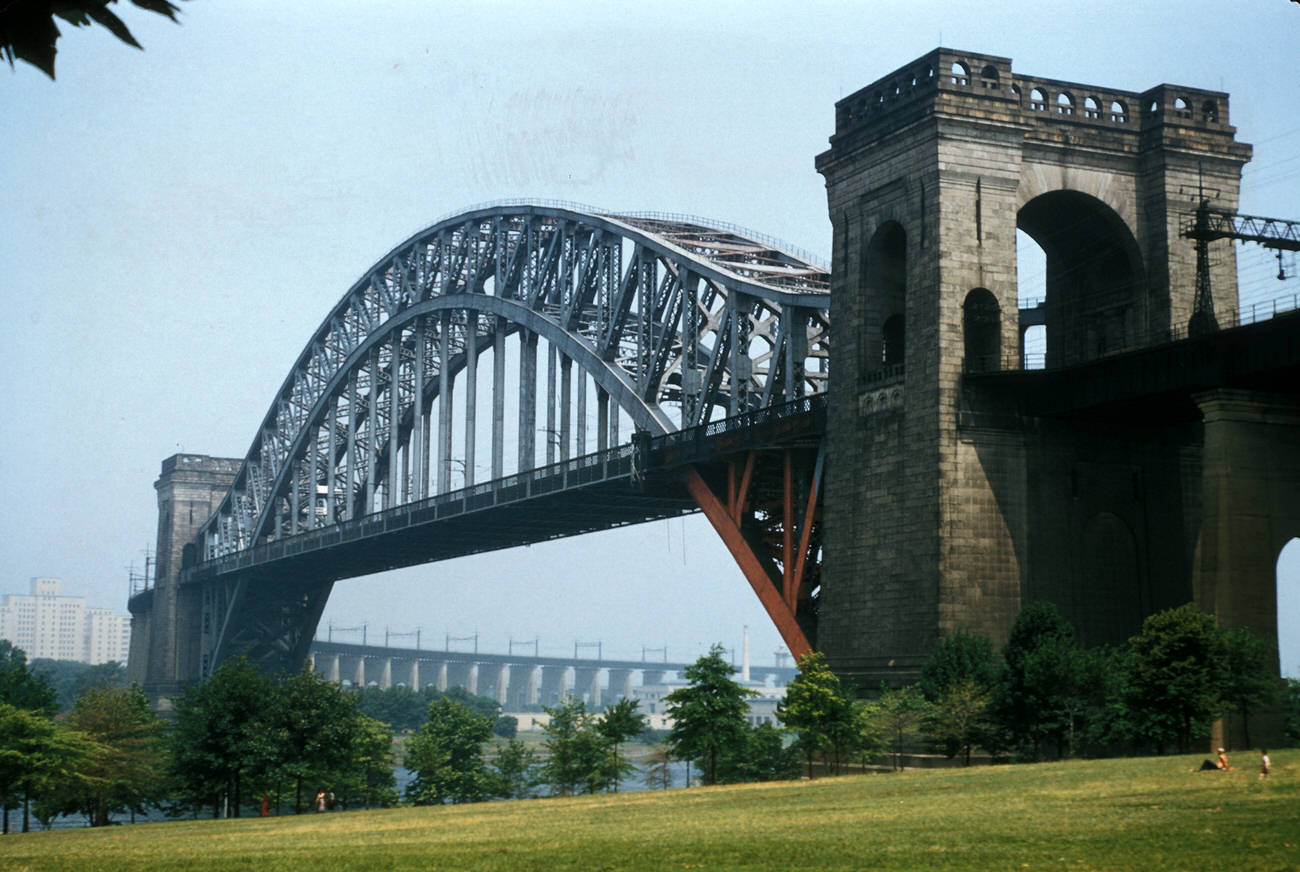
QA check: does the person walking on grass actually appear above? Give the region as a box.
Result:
[1259,750,1270,780]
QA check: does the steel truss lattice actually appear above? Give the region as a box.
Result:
[200,203,830,562]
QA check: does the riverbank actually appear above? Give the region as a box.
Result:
[1,750,1294,871]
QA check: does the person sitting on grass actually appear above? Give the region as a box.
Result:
[1216,748,1231,770]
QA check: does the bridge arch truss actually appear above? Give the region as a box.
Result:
[200,203,830,576]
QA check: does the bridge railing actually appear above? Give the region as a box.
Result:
[199,395,829,577]
[651,394,829,459]
[205,444,636,575]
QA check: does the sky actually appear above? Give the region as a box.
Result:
[3,0,1298,673]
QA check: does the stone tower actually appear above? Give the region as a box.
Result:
[127,454,238,703]
[814,49,1263,688]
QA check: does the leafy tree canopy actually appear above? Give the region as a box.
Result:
[0,641,57,716]
[167,656,273,817]
[778,651,855,777]
[1124,603,1227,754]
[664,645,756,786]
[596,698,647,792]
[51,684,165,826]
[1,0,183,80]
[404,698,494,805]
[29,659,125,713]
[539,695,610,796]
[0,701,102,832]
[920,631,999,701]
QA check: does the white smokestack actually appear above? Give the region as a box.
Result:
[742,625,751,683]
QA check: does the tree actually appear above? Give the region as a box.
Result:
[777,652,855,777]
[1220,626,1280,748]
[29,659,127,713]
[849,699,889,769]
[168,656,273,817]
[996,602,1094,759]
[404,698,494,805]
[260,668,363,813]
[0,702,101,833]
[873,684,929,771]
[1124,604,1227,753]
[922,679,995,766]
[1,0,183,80]
[732,723,800,783]
[663,645,756,786]
[355,684,514,735]
[0,641,57,716]
[333,714,397,810]
[488,738,540,800]
[539,695,609,796]
[919,631,999,702]
[1284,679,1300,748]
[596,698,647,792]
[641,744,675,790]
[57,685,165,825]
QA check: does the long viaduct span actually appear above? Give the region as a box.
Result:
[131,50,1300,744]
[306,640,797,709]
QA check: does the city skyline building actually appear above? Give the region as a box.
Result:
[0,577,131,665]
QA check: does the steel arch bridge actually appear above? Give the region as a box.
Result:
[149,203,831,686]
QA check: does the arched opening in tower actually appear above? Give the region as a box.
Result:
[1017,192,1145,368]
[1016,229,1047,369]
[1277,538,1300,678]
[860,222,906,378]
[962,288,1001,371]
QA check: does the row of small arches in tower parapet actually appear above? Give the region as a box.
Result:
[842,58,1220,130]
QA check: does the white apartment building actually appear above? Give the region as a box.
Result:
[0,577,131,665]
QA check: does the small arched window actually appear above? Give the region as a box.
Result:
[1109,100,1127,123]
[963,289,1001,372]
[1083,96,1100,119]
[1029,88,1046,111]
[1148,100,1159,114]
[950,61,969,86]
[1202,99,1219,123]
[1057,92,1074,115]
[1174,96,1190,116]
[981,64,999,89]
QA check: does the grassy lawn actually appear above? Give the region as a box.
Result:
[2,751,1296,871]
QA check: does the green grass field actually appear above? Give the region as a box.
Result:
[2,751,1296,871]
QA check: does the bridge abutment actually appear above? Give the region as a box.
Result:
[816,49,1257,693]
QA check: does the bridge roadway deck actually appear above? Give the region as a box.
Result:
[171,396,826,594]
[308,640,798,683]
[966,310,1300,420]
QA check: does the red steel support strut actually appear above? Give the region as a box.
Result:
[684,445,822,661]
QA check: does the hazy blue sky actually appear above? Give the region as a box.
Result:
[3,1,1298,671]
